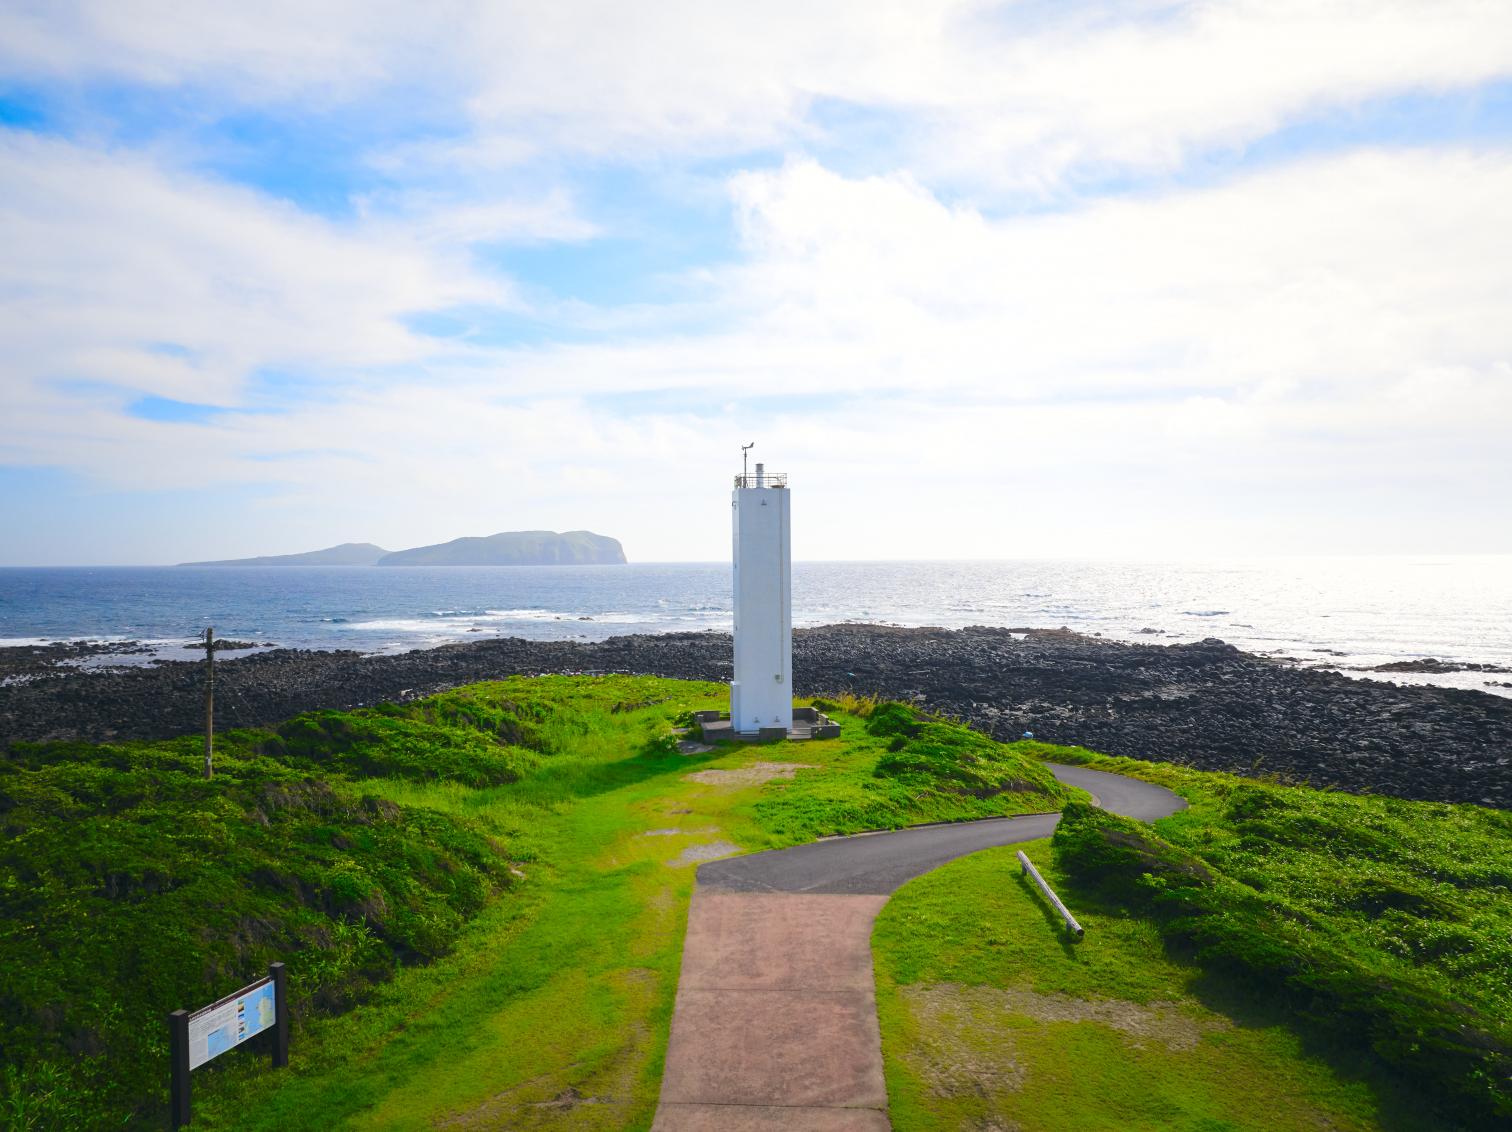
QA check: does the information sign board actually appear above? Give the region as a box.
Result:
[186,976,276,1069]
[169,962,286,1127]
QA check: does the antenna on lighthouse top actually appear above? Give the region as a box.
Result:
[741,442,755,482]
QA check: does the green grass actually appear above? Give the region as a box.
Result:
[1044,751,1512,1129]
[750,697,1070,841]
[26,682,1497,1130]
[872,742,1512,1131]
[874,838,1452,1132]
[1,686,1068,1129]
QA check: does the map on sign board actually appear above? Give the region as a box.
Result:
[187,978,276,1070]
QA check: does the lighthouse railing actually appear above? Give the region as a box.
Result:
[733,472,788,488]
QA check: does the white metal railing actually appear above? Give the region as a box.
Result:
[1018,850,1084,939]
[733,471,788,489]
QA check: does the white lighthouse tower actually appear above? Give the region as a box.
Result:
[731,453,792,735]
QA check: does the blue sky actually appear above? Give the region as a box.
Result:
[1,1,1510,565]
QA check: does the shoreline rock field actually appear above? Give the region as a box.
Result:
[1,625,1507,808]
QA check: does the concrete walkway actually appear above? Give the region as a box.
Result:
[651,764,1186,1131]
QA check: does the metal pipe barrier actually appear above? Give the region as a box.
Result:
[1017,850,1084,939]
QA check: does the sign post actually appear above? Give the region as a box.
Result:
[168,1009,190,1129]
[166,963,288,1127]
[270,961,288,1069]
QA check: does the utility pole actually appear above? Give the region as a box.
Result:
[203,626,215,779]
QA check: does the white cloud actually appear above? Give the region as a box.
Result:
[0,0,408,96]
[0,129,554,428]
[5,2,1509,182]
[375,190,598,247]
[475,148,1512,414]
[916,0,1512,188]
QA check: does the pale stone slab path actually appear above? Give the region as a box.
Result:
[651,764,1186,1131]
[653,891,891,1131]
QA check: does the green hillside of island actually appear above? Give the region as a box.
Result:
[375,530,625,566]
[178,530,626,567]
[1,680,1506,1130]
[178,543,390,567]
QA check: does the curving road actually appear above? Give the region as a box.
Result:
[696,762,1186,895]
[652,763,1187,1131]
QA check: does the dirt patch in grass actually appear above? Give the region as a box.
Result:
[436,1071,615,1130]
[900,981,1229,1098]
[683,761,816,786]
[898,983,1027,1100]
[440,1083,623,1130]
[666,840,741,867]
[532,1086,609,1111]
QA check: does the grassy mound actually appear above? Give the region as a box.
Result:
[268,700,541,787]
[1050,756,1512,1129]
[0,691,550,1129]
[751,699,1068,840]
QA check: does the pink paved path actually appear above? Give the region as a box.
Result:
[651,890,892,1131]
[651,766,1186,1129]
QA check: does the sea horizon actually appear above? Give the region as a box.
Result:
[4,555,1510,701]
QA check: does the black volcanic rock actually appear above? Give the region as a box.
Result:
[1,626,1507,809]
[1360,658,1512,674]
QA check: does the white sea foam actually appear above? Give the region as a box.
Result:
[343,618,448,633]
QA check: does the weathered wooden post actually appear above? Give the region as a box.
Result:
[203,627,214,779]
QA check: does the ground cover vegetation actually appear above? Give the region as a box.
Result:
[0,681,1067,1129]
[873,838,1450,1132]
[1047,750,1512,1129]
[873,736,1510,1130]
[0,687,548,1130]
[752,696,1066,840]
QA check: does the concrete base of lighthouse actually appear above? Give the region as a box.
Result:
[693,707,841,744]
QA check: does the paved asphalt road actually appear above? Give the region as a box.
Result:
[696,762,1186,895]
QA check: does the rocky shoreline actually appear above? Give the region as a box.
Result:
[2,626,1508,808]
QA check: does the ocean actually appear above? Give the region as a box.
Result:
[2,557,1510,698]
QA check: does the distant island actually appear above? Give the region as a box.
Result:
[376,530,625,566]
[179,531,626,567]
[179,542,389,567]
